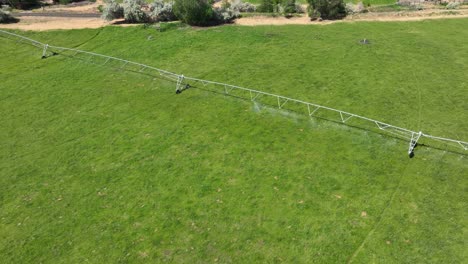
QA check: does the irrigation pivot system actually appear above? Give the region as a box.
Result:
[1,29,467,157]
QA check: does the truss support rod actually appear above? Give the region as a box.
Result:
[120,61,128,69]
[307,104,320,117]
[251,92,261,101]
[459,142,468,151]
[102,57,111,65]
[278,97,288,109]
[376,121,390,130]
[340,112,353,123]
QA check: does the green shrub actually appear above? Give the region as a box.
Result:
[150,0,176,22]
[101,0,123,21]
[258,0,301,14]
[258,0,274,12]
[283,0,296,14]
[307,0,346,20]
[8,0,39,9]
[59,0,71,5]
[97,4,104,13]
[173,0,215,26]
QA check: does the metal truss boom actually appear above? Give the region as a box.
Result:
[1,29,466,156]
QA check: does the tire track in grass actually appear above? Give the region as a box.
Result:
[346,159,410,263]
[71,27,103,50]
[347,149,449,263]
[415,72,423,132]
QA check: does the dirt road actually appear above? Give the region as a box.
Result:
[1,2,467,31]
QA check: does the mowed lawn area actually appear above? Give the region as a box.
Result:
[0,19,467,263]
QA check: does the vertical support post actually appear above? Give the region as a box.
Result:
[176,75,184,94]
[41,44,49,59]
[408,131,422,157]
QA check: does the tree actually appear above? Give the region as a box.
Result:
[307,0,346,20]
[173,0,214,26]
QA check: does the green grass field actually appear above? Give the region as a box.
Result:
[1,19,467,263]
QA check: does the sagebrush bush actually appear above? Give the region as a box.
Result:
[213,0,240,23]
[345,3,353,14]
[101,0,123,21]
[214,5,240,23]
[231,0,256,12]
[409,4,424,10]
[123,0,148,23]
[446,2,460,9]
[173,0,214,26]
[345,1,365,14]
[214,6,240,23]
[150,0,176,22]
[295,3,305,13]
[307,0,346,20]
[1,4,11,11]
[0,5,18,23]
